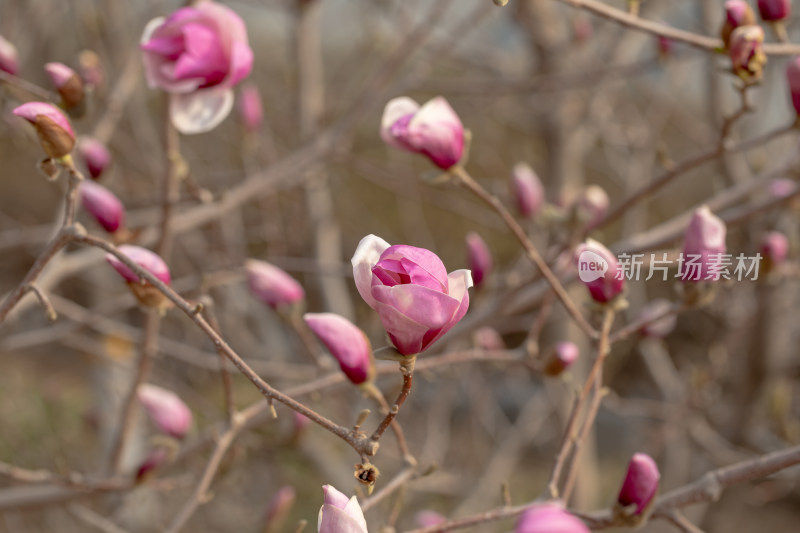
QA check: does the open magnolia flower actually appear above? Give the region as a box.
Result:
[351,235,472,356]
[140,1,253,134]
[318,485,368,533]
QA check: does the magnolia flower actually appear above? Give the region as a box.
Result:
[77,137,111,179]
[44,62,84,112]
[304,313,374,385]
[245,259,305,310]
[511,162,545,218]
[12,102,75,158]
[466,232,492,287]
[575,239,625,303]
[786,57,800,116]
[543,341,579,377]
[0,35,18,75]
[575,185,609,228]
[515,504,589,533]
[472,326,505,351]
[760,231,789,274]
[140,2,254,134]
[616,453,660,516]
[380,96,464,170]
[414,511,446,529]
[106,245,172,308]
[238,83,263,133]
[79,181,125,233]
[352,235,472,356]
[318,485,368,533]
[729,25,766,82]
[758,0,791,21]
[137,384,192,439]
[680,206,726,282]
[721,1,756,47]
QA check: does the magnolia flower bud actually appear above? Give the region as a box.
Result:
[80,181,125,233]
[466,232,492,287]
[515,504,589,533]
[12,102,76,158]
[136,446,171,481]
[318,485,368,533]
[106,245,172,308]
[78,49,104,89]
[0,35,18,75]
[304,313,374,385]
[575,185,609,228]
[137,384,192,439]
[769,178,797,199]
[77,137,111,179]
[511,163,545,218]
[45,62,85,112]
[786,57,800,117]
[721,1,756,47]
[681,206,726,282]
[638,299,677,338]
[758,0,791,21]
[729,25,766,82]
[238,83,263,133]
[245,259,305,310]
[759,231,789,274]
[264,486,296,532]
[415,511,446,529]
[543,341,579,376]
[472,326,505,351]
[576,239,625,303]
[616,453,660,516]
[380,96,464,170]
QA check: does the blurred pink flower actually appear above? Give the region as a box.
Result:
[680,206,726,282]
[80,181,125,233]
[78,50,104,89]
[140,2,253,134]
[576,239,625,303]
[137,384,192,439]
[304,313,374,385]
[729,25,766,82]
[77,137,111,179]
[106,245,172,286]
[238,83,263,133]
[380,96,464,170]
[760,231,789,273]
[472,326,505,351]
[265,486,296,530]
[758,0,791,21]
[466,232,492,287]
[515,504,589,533]
[414,511,446,529]
[12,102,75,158]
[544,341,579,377]
[511,162,545,219]
[352,235,472,356]
[44,62,84,111]
[616,453,660,516]
[245,259,305,310]
[0,35,19,75]
[575,185,609,228]
[721,1,756,47]
[785,57,800,116]
[318,485,368,533]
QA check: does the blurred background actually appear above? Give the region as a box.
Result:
[0,0,799,531]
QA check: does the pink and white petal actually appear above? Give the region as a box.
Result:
[371,300,429,355]
[372,284,459,331]
[141,17,167,45]
[351,234,391,309]
[318,504,367,533]
[411,97,462,130]
[224,40,254,88]
[169,88,234,134]
[446,269,473,300]
[343,497,368,533]
[380,245,449,289]
[380,97,419,146]
[322,485,351,509]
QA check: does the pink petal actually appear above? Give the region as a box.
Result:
[370,299,430,356]
[375,245,448,290]
[380,97,420,149]
[318,505,367,533]
[169,88,234,134]
[351,234,391,309]
[173,22,227,86]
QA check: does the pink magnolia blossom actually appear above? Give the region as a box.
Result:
[786,57,800,116]
[758,0,791,21]
[77,137,111,179]
[304,313,374,385]
[472,326,505,351]
[352,235,472,356]
[137,384,192,439]
[245,259,305,309]
[575,239,625,303]
[616,453,660,516]
[0,35,18,75]
[729,25,766,82]
[415,511,446,529]
[238,83,263,132]
[318,485,368,533]
[680,206,727,282]
[80,181,125,233]
[721,1,756,47]
[44,62,84,111]
[140,2,254,134]
[544,341,579,377]
[760,231,789,273]
[106,245,171,286]
[466,232,492,287]
[511,162,545,218]
[515,504,589,533]
[12,102,75,158]
[380,96,464,170]
[575,185,609,227]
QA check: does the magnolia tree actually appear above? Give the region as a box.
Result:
[0,0,799,532]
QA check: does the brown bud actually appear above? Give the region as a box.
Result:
[34,115,76,159]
